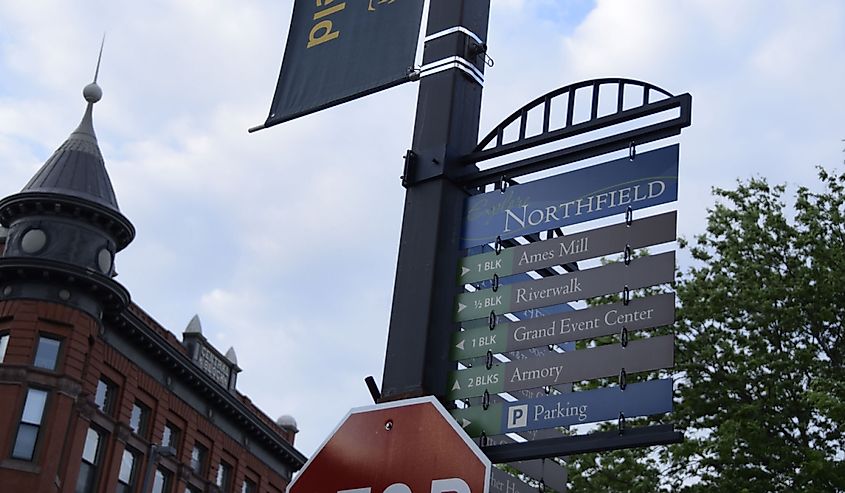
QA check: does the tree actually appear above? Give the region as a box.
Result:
[568,168,845,491]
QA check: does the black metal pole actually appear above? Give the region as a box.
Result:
[380,0,490,402]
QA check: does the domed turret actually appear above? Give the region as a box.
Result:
[276,415,299,433]
[0,55,132,319]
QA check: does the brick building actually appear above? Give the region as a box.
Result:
[0,75,306,492]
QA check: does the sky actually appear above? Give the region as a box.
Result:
[0,0,843,460]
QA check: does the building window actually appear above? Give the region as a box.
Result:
[129,401,150,437]
[190,442,207,476]
[216,460,233,492]
[116,448,138,493]
[94,378,116,415]
[11,388,48,460]
[161,422,181,453]
[242,478,257,493]
[76,427,104,493]
[0,332,9,363]
[151,468,172,493]
[33,335,61,370]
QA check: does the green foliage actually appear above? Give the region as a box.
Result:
[567,168,845,492]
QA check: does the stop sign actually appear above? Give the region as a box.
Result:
[288,396,490,493]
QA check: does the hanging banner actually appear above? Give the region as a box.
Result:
[460,145,680,249]
[257,0,425,129]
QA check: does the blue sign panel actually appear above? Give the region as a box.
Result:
[452,378,673,437]
[460,145,680,249]
[502,378,673,433]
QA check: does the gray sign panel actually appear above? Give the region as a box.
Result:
[456,251,675,322]
[447,335,674,399]
[491,467,546,493]
[451,293,675,360]
[485,434,568,492]
[459,211,677,284]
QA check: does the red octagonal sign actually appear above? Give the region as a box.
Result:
[288,396,491,493]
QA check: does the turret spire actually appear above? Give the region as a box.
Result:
[75,34,104,142]
[0,39,134,319]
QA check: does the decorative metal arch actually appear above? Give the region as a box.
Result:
[458,78,691,187]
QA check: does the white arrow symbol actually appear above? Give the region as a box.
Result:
[461,418,472,429]
[457,303,466,313]
[452,380,461,391]
[456,340,465,350]
[461,266,471,277]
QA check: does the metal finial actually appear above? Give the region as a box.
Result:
[83,34,105,104]
[93,33,105,83]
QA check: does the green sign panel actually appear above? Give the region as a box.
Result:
[450,293,675,361]
[446,335,674,400]
[454,251,675,322]
[458,211,676,284]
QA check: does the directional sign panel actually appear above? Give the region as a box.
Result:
[463,294,575,330]
[459,211,676,284]
[455,251,675,322]
[451,379,673,437]
[447,335,674,400]
[460,145,680,249]
[452,293,675,360]
[484,435,567,491]
[490,467,539,493]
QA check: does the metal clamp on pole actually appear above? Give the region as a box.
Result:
[424,26,485,45]
[418,56,485,86]
[419,26,486,86]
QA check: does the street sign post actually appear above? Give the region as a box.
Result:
[452,379,673,437]
[288,397,490,493]
[455,251,675,322]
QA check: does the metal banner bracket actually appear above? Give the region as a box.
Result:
[401,144,450,186]
[418,26,487,86]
